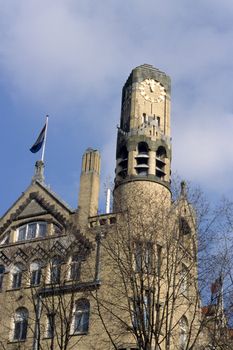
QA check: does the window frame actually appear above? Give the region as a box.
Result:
[0,265,5,291]
[17,222,47,242]
[46,313,55,339]
[13,308,28,341]
[30,261,42,286]
[11,264,23,289]
[179,316,188,350]
[135,241,143,273]
[50,257,62,284]
[73,299,90,335]
[180,264,189,297]
[132,292,151,332]
[134,241,155,274]
[70,254,81,281]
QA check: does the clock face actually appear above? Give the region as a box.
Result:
[139,79,166,103]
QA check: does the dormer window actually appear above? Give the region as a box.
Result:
[17,222,47,242]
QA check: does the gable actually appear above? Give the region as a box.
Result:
[0,181,74,236]
[17,199,47,219]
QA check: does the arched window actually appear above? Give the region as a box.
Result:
[11,263,23,289]
[156,146,167,179]
[30,261,42,286]
[0,265,5,290]
[13,307,28,341]
[135,142,149,175]
[179,316,188,350]
[50,257,62,284]
[74,299,90,334]
[70,254,81,280]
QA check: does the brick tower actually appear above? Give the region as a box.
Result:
[113,64,172,209]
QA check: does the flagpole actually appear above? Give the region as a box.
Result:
[41,115,49,162]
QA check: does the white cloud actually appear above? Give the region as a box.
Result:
[173,109,233,191]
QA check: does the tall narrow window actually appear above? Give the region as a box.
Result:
[135,241,155,273]
[143,113,147,123]
[46,313,55,338]
[145,242,153,272]
[132,299,140,329]
[13,308,28,341]
[27,223,37,239]
[132,292,150,331]
[179,316,188,350]
[135,242,143,272]
[74,299,90,334]
[0,265,5,291]
[38,223,47,237]
[50,257,62,284]
[12,264,23,289]
[180,264,188,296]
[70,254,81,280]
[144,291,151,330]
[18,226,26,241]
[30,261,41,286]
[157,245,162,276]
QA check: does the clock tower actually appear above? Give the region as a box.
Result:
[113,64,171,209]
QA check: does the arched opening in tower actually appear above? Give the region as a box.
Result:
[156,146,167,179]
[135,142,149,176]
[117,145,128,179]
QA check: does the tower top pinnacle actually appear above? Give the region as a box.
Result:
[180,181,187,197]
[124,64,171,95]
[31,160,45,184]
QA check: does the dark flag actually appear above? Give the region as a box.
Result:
[30,124,46,153]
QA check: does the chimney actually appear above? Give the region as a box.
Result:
[78,148,101,226]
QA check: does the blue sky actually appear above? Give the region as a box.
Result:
[1,0,233,216]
